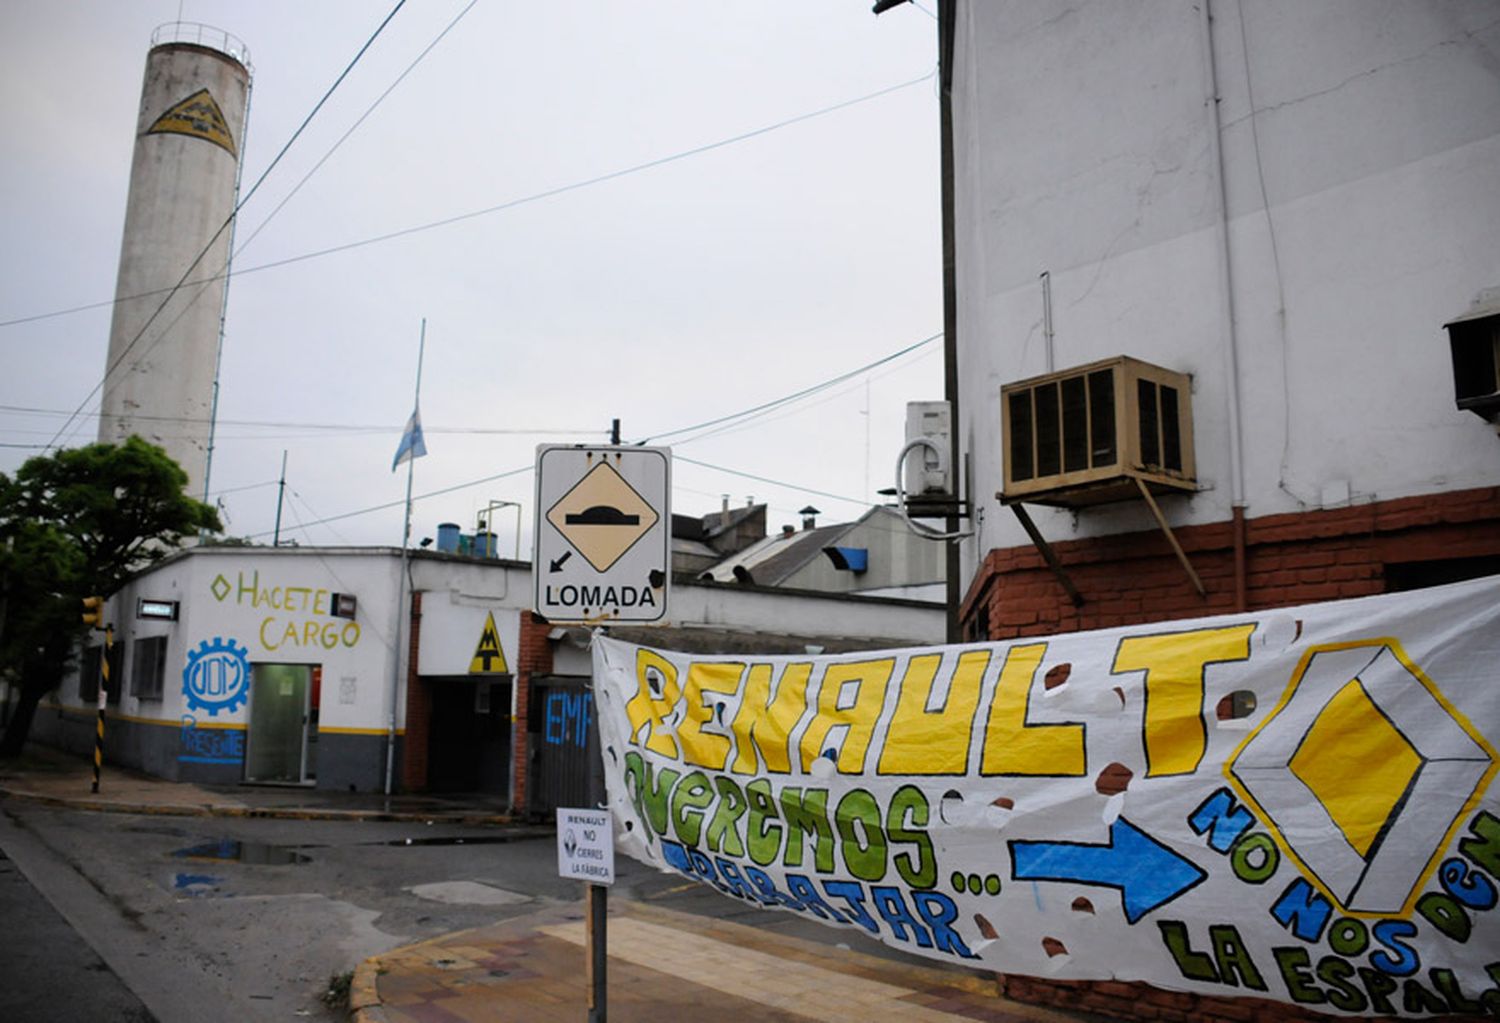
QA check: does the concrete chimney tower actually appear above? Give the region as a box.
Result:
[97,24,251,500]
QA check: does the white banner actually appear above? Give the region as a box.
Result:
[591,576,1500,1016]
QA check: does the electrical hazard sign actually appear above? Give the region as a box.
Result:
[469,611,509,674]
[534,446,670,624]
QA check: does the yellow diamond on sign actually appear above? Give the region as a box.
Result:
[1288,678,1422,858]
[546,460,660,573]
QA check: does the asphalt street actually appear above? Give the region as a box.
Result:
[0,798,945,1023]
[0,844,156,1023]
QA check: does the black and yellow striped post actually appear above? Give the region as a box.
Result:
[82,596,107,794]
[91,625,112,794]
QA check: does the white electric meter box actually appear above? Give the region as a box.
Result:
[904,401,952,497]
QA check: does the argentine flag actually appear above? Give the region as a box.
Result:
[392,407,427,471]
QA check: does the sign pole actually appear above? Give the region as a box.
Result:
[587,693,607,1023]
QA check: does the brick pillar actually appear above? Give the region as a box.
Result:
[512,611,554,815]
[401,591,428,792]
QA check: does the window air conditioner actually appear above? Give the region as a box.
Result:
[1001,356,1196,507]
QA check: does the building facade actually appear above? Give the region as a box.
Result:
[37,545,943,812]
[953,0,1500,639]
[945,2,1500,1019]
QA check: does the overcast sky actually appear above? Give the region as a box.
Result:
[0,1,942,556]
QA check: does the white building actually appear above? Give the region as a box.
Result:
[38,545,942,808]
[946,0,1500,640]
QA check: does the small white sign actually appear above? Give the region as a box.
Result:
[556,807,614,885]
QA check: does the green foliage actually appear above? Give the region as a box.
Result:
[0,437,221,754]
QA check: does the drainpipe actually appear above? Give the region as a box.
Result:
[939,0,961,642]
[1200,0,1249,611]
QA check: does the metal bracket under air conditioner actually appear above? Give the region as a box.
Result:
[1002,477,1207,605]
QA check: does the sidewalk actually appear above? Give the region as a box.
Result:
[352,898,1099,1023]
[1,746,1104,1022]
[0,744,517,825]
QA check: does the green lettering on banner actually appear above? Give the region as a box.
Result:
[670,771,714,847]
[1356,967,1398,1015]
[780,787,835,874]
[744,778,782,866]
[1460,811,1500,876]
[1156,921,1219,983]
[834,789,886,882]
[1273,947,1326,1006]
[886,785,936,889]
[1228,831,1279,884]
[1315,956,1368,1013]
[1209,925,1266,991]
[706,776,748,856]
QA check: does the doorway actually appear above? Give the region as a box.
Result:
[426,677,511,794]
[245,663,318,784]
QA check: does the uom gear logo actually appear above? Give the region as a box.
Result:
[182,637,250,716]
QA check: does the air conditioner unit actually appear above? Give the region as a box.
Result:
[1446,306,1500,423]
[1001,356,1196,507]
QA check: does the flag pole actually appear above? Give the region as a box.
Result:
[386,318,426,797]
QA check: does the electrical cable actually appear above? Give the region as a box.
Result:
[233,0,480,258]
[0,70,935,332]
[41,0,410,452]
[635,332,941,445]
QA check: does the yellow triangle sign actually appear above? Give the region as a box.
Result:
[469,611,509,675]
[146,88,237,156]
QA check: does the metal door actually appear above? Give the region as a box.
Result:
[528,677,596,816]
[245,663,311,783]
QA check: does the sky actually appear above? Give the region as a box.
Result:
[0,0,942,557]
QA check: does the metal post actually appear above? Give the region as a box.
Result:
[91,625,112,794]
[587,666,607,1022]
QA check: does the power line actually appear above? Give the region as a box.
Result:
[233,0,480,258]
[233,327,941,537]
[0,403,601,436]
[42,0,410,452]
[674,456,867,507]
[1,70,935,333]
[635,332,941,445]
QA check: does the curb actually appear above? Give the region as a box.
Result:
[0,786,516,826]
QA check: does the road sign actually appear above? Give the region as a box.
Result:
[534,445,670,623]
[556,807,614,884]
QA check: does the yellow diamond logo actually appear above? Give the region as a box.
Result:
[1288,679,1422,859]
[546,461,659,573]
[1228,641,1495,915]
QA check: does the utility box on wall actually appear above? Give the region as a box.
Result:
[1001,356,1196,507]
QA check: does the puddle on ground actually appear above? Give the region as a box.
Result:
[173,873,222,894]
[171,839,311,865]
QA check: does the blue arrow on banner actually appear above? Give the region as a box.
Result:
[1009,817,1207,924]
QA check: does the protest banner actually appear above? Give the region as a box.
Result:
[591,576,1500,1016]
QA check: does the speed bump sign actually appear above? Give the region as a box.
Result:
[534,445,670,623]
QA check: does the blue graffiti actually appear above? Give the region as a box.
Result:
[183,636,250,716]
[178,717,245,764]
[1009,816,1207,924]
[544,690,592,747]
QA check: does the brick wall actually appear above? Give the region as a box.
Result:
[964,487,1500,640]
[512,611,555,814]
[960,486,1500,1022]
[401,591,428,792]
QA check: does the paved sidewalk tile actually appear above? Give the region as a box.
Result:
[355,901,1098,1023]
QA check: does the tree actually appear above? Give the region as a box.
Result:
[0,437,220,756]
